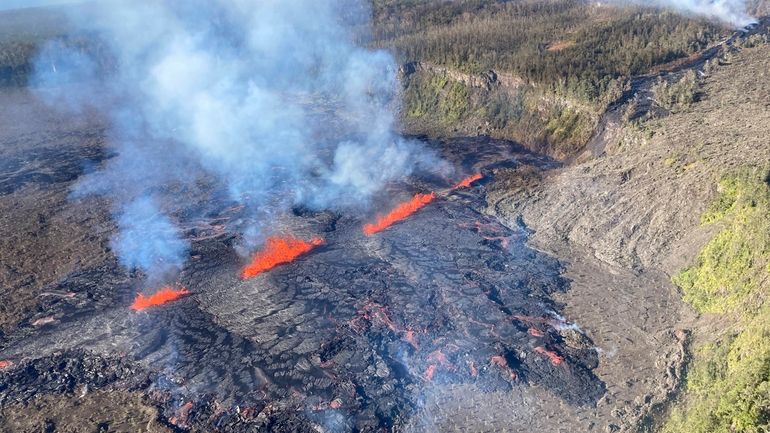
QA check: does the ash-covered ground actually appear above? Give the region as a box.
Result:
[0,88,608,432]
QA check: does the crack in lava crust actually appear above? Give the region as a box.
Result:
[0,139,604,432]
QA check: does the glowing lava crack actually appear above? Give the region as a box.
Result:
[242,236,325,279]
[131,287,190,311]
[452,173,483,190]
[363,192,436,236]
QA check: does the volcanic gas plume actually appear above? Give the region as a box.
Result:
[131,287,190,311]
[619,0,757,27]
[242,236,324,279]
[452,173,483,190]
[363,192,436,236]
[32,0,445,281]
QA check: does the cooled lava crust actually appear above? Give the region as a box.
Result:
[0,136,605,432]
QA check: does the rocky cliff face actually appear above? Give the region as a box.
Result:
[398,61,599,160]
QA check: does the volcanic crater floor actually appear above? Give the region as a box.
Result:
[0,89,676,433]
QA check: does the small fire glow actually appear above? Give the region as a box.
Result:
[363,192,435,236]
[131,287,190,311]
[242,236,324,279]
[0,360,13,369]
[452,173,483,189]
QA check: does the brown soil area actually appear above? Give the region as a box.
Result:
[0,390,170,433]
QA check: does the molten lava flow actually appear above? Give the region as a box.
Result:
[131,287,190,311]
[534,346,565,366]
[363,192,435,236]
[242,236,324,279]
[452,173,483,189]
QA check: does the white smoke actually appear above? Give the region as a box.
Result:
[0,0,84,11]
[33,0,447,280]
[622,0,757,27]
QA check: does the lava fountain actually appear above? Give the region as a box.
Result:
[242,236,325,279]
[452,173,483,189]
[363,192,436,236]
[131,287,190,311]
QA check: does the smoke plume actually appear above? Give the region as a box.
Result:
[33,0,446,280]
[623,0,757,27]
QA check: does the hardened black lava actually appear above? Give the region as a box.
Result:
[0,137,605,432]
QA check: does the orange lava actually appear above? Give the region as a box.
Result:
[0,360,13,369]
[363,192,436,236]
[452,173,483,189]
[131,287,190,311]
[242,236,324,279]
[534,346,565,366]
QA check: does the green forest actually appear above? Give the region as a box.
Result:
[367,0,739,156]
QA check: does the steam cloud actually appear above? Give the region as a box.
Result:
[620,0,757,27]
[34,0,446,280]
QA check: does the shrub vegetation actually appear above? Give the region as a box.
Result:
[663,168,770,433]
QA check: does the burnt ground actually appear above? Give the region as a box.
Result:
[0,87,614,432]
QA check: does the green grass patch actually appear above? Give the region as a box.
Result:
[661,167,770,433]
[544,105,593,149]
[663,307,770,433]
